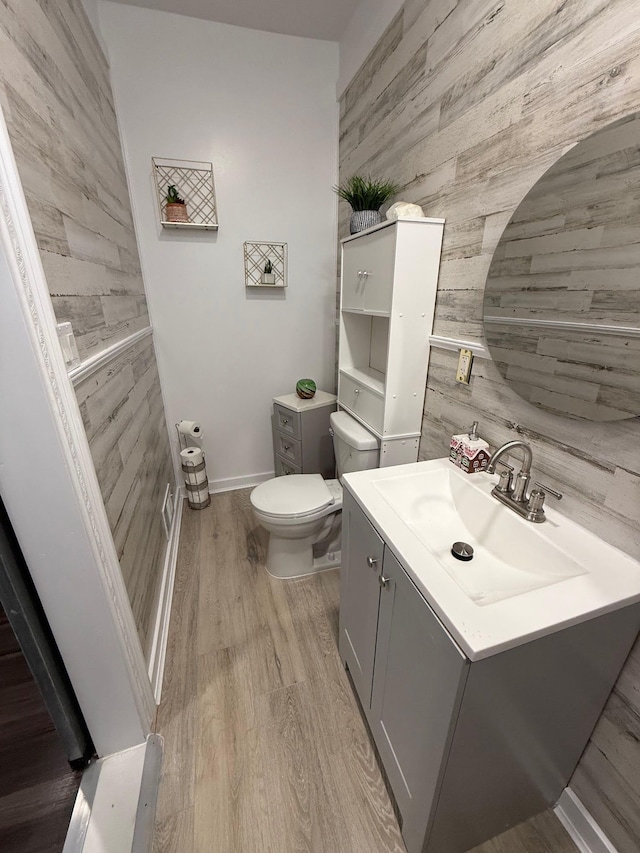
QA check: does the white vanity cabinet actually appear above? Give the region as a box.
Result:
[339,487,640,853]
[338,218,444,465]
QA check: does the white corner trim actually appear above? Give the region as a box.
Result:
[63,734,163,853]
[147,490,183,704]
[555,788,619,853]
[69,326,153,386]
[429,334,490,358]
[0,105,155,746]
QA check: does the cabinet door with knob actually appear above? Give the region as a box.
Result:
[338,489,384,707]
[370,548,468,853]
[341,226,395,314]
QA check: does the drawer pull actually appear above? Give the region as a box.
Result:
[354,388,360,395]
[282,418,288,424]
[379,574,390,588]
[284,444,291,451]
[366,556,378,568]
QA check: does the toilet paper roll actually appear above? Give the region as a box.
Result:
[177,420,202,439]
[180,446,204,466]
[181,447,207,486]
[183,469,207,487]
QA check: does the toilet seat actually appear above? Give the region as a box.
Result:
[251,474,334,519]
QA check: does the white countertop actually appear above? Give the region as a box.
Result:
[344,458,640,661]
[273,390,337,412]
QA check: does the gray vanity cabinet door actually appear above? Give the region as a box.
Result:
[370,549,468,853]
[338,491,384,710]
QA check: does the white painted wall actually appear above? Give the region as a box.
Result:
[337,0,403,96]
[99,2,339,490]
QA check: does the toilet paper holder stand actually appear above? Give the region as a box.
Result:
[175,419,203,450]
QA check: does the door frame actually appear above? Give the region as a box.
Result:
[0,105,154,754]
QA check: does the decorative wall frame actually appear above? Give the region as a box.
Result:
[153,157,219,230]
[244,241,287,288]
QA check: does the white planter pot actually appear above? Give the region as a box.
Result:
[350,210,381,234]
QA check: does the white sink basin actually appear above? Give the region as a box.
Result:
[345,458,640,659]
[373,466,587,606]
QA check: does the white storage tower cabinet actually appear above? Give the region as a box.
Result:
[338,217,445,466]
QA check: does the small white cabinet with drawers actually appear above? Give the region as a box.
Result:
[338,217,445,466]
[271,391,337,479]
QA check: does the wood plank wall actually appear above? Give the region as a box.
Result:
[484,114,640,421]
[75,335,173,656]
[0,0,173,657]
[338,2,640,849]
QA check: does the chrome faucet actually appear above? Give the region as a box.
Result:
[487,440,562,523]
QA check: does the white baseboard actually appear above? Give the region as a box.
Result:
[555,788,618,853]
[63,734,163,853]
[209,470,274,493]
[147,491,183,704]
[177,471,275,500]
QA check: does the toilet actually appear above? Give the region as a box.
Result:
[250,410,380,578]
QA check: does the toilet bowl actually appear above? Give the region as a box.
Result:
[251,410,380,578]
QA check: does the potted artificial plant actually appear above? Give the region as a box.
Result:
[333,174,400,234]
[164,184,189,223]
[261,259,276,285]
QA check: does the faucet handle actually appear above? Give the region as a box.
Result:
[533,482,563,501]
[494,460,513,493]
[526,482,563,521]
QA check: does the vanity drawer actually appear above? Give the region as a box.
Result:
[338,372,384,434]
[274,431,303,467]
[273,404,301,439]
[342,225,395,314]
[275,454,301,476]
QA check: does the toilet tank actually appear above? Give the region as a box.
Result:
[330,410,380,479]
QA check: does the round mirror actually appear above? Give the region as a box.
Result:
[483,113,640,421]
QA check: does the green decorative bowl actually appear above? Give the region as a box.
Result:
[296,378,316,399]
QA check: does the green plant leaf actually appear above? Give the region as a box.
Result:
[332,174,400,211]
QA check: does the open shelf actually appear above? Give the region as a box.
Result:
[341,307,391,318]
[160,221,219,230]
[339,366,385,397]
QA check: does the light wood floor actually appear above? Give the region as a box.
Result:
[153,489,579,852]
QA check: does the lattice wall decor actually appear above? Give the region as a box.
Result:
[153,157,219,230]
[244,242,288,288]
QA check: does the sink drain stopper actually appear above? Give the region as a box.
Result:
[451,542,474,561]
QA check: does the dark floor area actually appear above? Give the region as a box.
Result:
[0,603,81,853]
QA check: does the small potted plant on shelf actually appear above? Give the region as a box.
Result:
[261,259,276,285]
[333,174,400,234]
[164,184,189,223]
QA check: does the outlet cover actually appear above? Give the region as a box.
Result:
[456,348,474,384]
